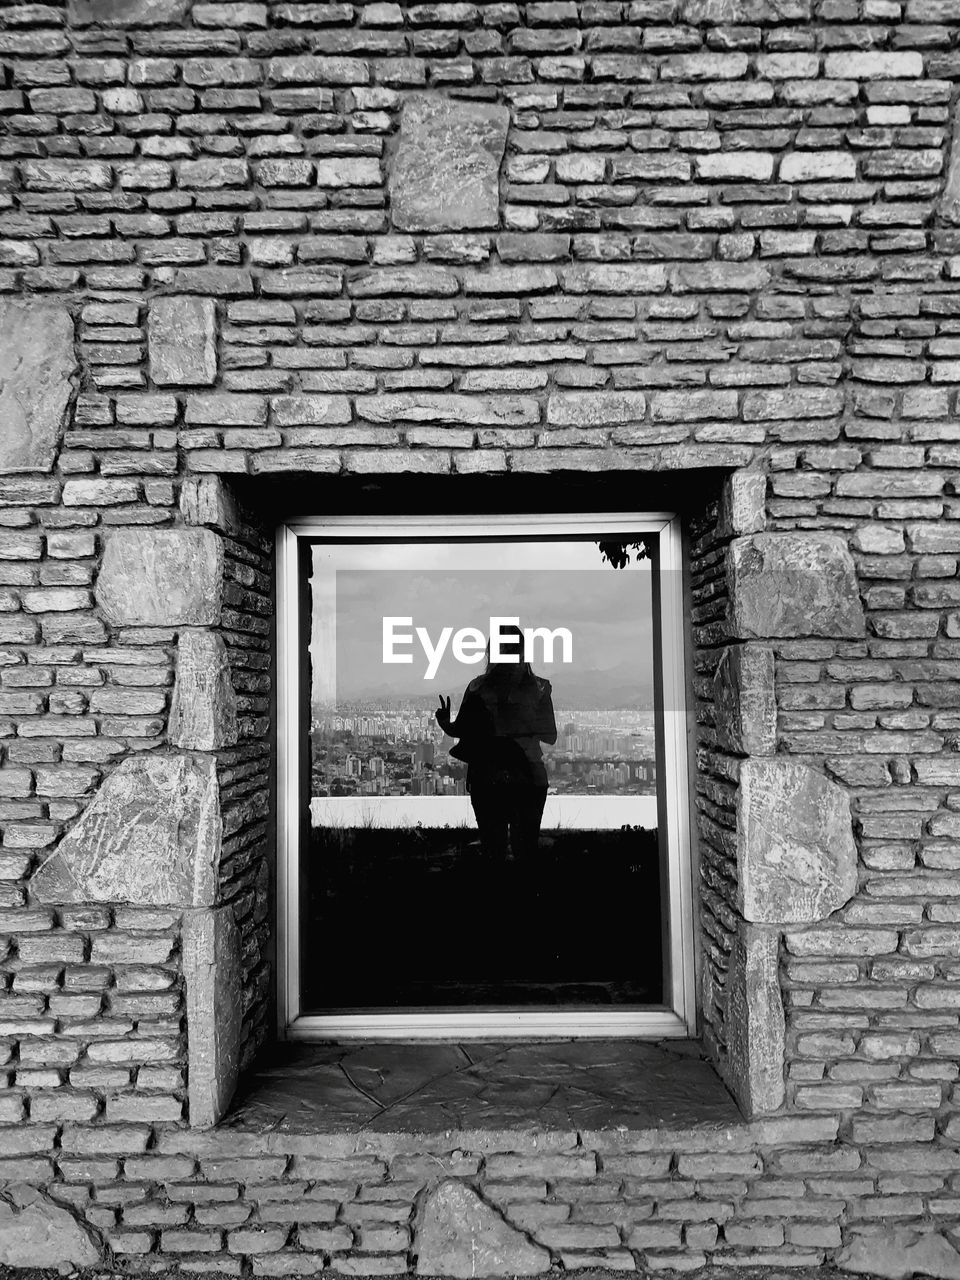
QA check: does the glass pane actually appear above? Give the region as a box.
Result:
[301,534,663,1013]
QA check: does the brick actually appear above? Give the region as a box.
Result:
[627,1224,682,1249]
[851,1116,936,1144]
[298,1226,353,1251]
[228,1228,290,1254]
[696,154,775,182]
[161,1230,225,1253]
[22,161,113,191]
[185,395,268,427]
[290,1156,384,1181]
[357,394,538,427]
[546,393,645,427]
[824,52,923,78]
[743,389,843,420]
[651,391,737,422]
[179,160,249,189]
[315,159,381,188]
[484,1154,597,1180]
[724,1223,785,1248]
[562,264,668,294]
[757,53,819,79]
[781,152,857,182]
[272,396,352,426]
[356,1224,410,1251]
[60,1125,152,1156]
[252,1256,328,1276]
[268,57,370,85]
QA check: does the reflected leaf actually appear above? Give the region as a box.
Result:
[596,537,655,570]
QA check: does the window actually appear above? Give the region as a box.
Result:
[277,513,695,1039]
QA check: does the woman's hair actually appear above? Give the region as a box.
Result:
[482,623,535,679]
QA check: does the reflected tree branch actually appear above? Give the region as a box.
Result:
[596,536,656,570]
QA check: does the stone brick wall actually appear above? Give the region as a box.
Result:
[689,489,741,1074]
[209,494,274,1072]
[3,0,960,1273]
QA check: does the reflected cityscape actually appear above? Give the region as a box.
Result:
[310,698,657,800]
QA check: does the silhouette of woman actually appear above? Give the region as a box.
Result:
[436,624,557,861]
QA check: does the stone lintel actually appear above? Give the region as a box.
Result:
[737,758,858,925]
[726,532,865,640]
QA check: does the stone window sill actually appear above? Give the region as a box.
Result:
[220,1039,741,1136]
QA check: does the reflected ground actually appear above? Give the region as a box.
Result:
[301,825,662,1012]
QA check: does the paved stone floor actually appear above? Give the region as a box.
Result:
[224,1039,740,1133]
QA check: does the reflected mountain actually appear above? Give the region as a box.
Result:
[330,661,654,711]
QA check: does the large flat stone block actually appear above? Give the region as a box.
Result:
[717,470,766,538]
[838,1227,960,1280]
[725,923,784,1117]
[944,99,960,225]
[32,754,221,907]
[179,475,243,536]
[713,644,776,756]
[0,301,77,474]
[0,1185,101,1269]
[183,905,243,1128]
[170,631,239,751]
[726,532,865,639]
[390,95,508,233]
[149,296,217,387]
[96,529,224,626]
[415,1181,551,1277]
[737,759,858,924]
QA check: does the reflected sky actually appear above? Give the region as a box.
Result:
[309,539,653,704]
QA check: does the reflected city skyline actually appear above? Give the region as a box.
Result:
[311,697,656,801]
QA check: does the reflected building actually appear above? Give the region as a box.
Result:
[310,699,655,801]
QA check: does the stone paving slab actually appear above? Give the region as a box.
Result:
[222,1040,740,1134]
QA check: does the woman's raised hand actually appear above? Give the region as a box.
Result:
[435,695,452,730]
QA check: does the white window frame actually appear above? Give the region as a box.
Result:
[277,512,696,1040]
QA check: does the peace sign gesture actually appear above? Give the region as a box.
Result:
[435,695,452,731]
